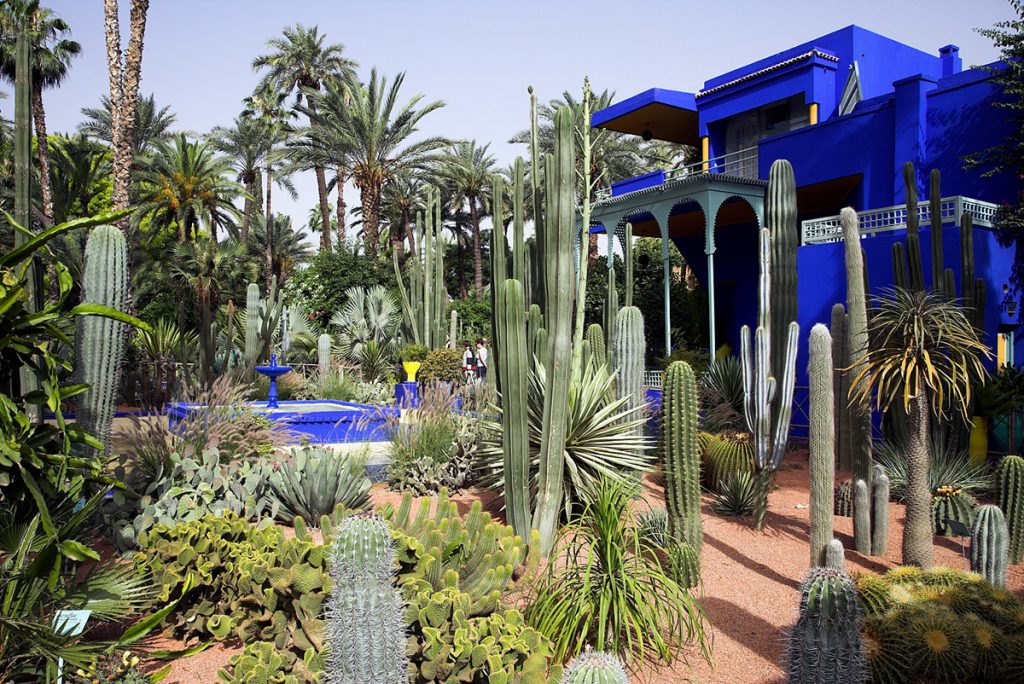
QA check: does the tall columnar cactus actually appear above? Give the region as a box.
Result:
[624,222,634,308]
[929,169,944,290]
[613,306,645,427]
[663,361,702,553]
[971,505,1009,588]
[853,479,870,553]
[809,324,835,567]
[317,333,332,378]
[901,162,925,291]
[497,278,531,537]
[326,514,407,684]
[841,208,874,553]
[393,190,448,348]
[767,159,799,404]
[871,466,890,556]
[605,264,619,354]
[77,225,128,456]
[14,30,39,325]
[998,454,1024,563]
[560,650,629,684]
[741,227,799,531]
[830,304,850,471]
[586,323,607,370]
[787,567,865,684]
[245,282,260,362]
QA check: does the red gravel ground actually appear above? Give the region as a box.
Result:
[140,449,1024,683]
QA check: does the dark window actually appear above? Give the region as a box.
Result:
[766,103,790,130]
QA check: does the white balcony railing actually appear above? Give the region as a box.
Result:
[594,146,760,203]
[801,196,999,245]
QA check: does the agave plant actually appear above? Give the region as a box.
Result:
[267,446,372,523]
[478,361,654,513]
[709,471,756,516]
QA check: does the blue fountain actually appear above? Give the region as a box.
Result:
[255,353,291,409]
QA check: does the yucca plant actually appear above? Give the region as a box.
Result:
[848,288,990,567]
[267,446,372,523]
[709,471,756,517]
[526,477,709,667]
[478,360,653,514]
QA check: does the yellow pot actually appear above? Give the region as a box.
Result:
[402,361,422,383]
[969,416,988,469]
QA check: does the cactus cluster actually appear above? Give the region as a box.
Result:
[999,454,1024,563]
[326,515,408,684]
[560,650,628,684]
[394,189,449,348]
[971,504,1009,588]
[787,567,865,684]
[77,224,129,457]
[242,279,283,366]
[662,361,702,552]
[930,485,976,535]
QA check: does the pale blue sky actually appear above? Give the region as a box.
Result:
[6,0,1015,239]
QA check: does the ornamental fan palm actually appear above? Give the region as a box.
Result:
[847,287,990,568]
[330,285,401,364]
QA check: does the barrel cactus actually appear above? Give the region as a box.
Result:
[834,481,852,517]
[999,455,1024,563]
[560,649,628,684]
[703,433,755,489]
[931,486,976,536]
[662,361,702,552]
[77,224,129,457]
[787,567,865,684]
[971,504,1009,588]
[326,514,407,684]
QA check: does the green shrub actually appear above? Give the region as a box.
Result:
[417,347,465,385]
[449,297,492,340]
[400,343,429,363]
[526,477,709,666]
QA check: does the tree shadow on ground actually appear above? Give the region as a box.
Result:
[701,595,788,670]
[703,534,801,591]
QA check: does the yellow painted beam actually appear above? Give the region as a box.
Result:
[701,136,709,171]
[809,103,819,125]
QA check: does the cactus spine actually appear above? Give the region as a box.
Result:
[326,515,407,684]
[741,225,798,531]
[393,190,448,348]
[560,650,629,684]
[613,306,645,426]
[971,504,1008,588]
[768,159,799,409]
[998,455,1024,563]
[824,539,845,570]
[245,283,260,361]
[317,333,332,378]
[809,324,834,567]
[841,208,874,553]
[663,361,702,552]
[871,466,890,556]
[787,568,865,684]
[78,225,128,457]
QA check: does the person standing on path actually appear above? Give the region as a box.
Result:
[476,338,488,379]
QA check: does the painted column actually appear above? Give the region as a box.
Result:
[809,103,819,125]
[701,136,710,172]
[705,211,717,357]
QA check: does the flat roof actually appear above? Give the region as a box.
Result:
[590,88,700,146]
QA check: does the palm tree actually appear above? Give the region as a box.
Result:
[79,93,175,156]
[301,70,447,257]
[380,170,428,261]
[209,115,270,244]
[134,133,243,243]
[47,133,110,225]
[249,212,311,287]
[443,141,496,298]
[252,23,356,251]
[243,84,298,290]
[848,287,990,568]
[102,0,150,228]
[0,0,81,222]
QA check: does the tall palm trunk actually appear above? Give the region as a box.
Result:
[264,167,274,292]
[240,176,254,244]
[392,208,406,263]
[407,208,417,258]
[335,167,346,247]
[904,390,934,568]
[456,223,466,298]
[103,0,149,234]
[316,166,331,252]
[30,85,53,221]
[359,181,382,257]
[469,195,482,299]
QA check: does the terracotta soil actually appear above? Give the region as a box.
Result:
[140,449,1024,683]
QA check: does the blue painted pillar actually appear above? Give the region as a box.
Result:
[892,73,937,199]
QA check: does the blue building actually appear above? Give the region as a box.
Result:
[588,25,1019,379]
